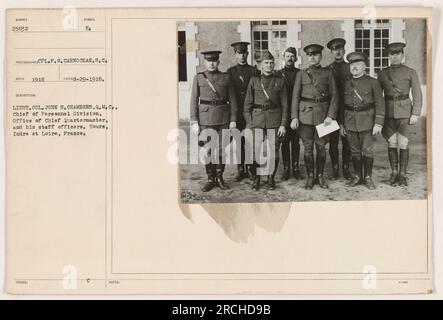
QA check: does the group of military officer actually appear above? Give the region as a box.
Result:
[189,38,422,192]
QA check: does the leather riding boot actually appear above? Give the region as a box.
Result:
[363,156,376,190]
[201,164,216,192]
[342,163,352,180]
[304,155,315,190]
[342,136,352,180]
[268,158,279,190]
[388,147,399,186]
[235,164,245,182]
[281,137,290,181]
[282,166,291,181]
[316,153,328,189]
[347,157,363,187]
[292,138,303,179]
[398,148,409,186]
[330,162,339,181]
[292,161,303,180]
[215,164,229,190]
[252,175,261,191]
[251,162,260,190]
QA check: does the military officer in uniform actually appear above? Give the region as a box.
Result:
[290,44,338,190]
[190,50,238,192]
[326,38,353,180]
[341,52,385,190]
[377,42,422,187]
[275,47,304,180]
[227,42,260,181]
[244,50,288,190]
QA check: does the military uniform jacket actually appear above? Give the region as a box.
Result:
[377,64,422,119]
[342,74,385,132]
[227,64,260,115]
[291,65,339,125]
[190,70,238,126]
[243,73,288,129]
[327,60,352,85]
[276,66,300,107]
[327,60,352,124]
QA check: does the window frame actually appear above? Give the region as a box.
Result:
[354,19,392,77]
[251,21,288,67]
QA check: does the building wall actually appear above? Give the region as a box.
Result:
[404,19,427,116]
[298,20,344,68]
[196,22,241,72]
[405,19,427,84]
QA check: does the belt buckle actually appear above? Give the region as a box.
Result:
[393,95,400,101]
[211,99,217,106]
[314,97,321,103]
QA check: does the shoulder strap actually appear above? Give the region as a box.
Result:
[260,78,271,100]
[386,68,404,95]
[235,65,248,85]
[306,69,327,97]
[350,79,364,103]
[201,72,221,99]
[281,72,288,82]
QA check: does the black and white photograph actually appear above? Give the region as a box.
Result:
[3,5,437,297]
[178,19,428,203]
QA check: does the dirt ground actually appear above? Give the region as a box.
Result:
[179,118,428,203]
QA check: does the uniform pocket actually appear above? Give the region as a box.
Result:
[199,104,209,112]
[364,108,375,120]
[344,110,353,122]
[398,98,412,117]
[400,98,412,110]
[299,102,313,124]
[301,75,312,85]
[361,90,373,103]
[267,109,282,128]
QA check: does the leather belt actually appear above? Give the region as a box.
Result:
[300,96,329,103]
[199,99,228,106]
[385,94,409,101]
[344,103,375,112]
[252,104,274,111]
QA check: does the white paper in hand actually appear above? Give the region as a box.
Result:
[316,120,340,138]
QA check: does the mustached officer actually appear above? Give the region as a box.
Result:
[227,42,260,181]
[244,50,288,190]
[341,52,385,190]
[377,42,423,187]
[275,47,303,181]
[326,38,353,180]
[290,44,339,190]
[190,50,238,192]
